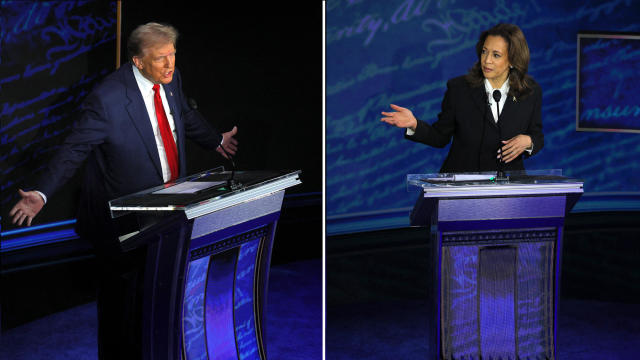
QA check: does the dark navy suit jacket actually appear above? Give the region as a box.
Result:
[405,75,544,173]
[36,64,222,243]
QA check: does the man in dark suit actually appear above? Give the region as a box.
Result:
[10,22,238,232]
[9,22,238,359]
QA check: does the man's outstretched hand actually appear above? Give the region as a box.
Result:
[9,189,45,226]
[217,126,239,159]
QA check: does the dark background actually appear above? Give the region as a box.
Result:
[1,0,322,330]
[119,1,322,191]
[1,1,322,225]
[118,1,323,264]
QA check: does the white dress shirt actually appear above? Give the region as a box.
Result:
[132,65,178,183]
[485,78,509,123]
[485,78,533,153]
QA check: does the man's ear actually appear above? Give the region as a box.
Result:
[132,57,142,69]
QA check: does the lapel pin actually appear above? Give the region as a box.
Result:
[169,91,173,97]
[512,96,516,102]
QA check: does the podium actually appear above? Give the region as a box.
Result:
[109,168,301,360]
[408,171,583,360]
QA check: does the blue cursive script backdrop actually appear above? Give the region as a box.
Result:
[1,0,117,230]
[327,0,640,233]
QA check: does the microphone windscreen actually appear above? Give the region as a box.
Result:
[492,89,501,103]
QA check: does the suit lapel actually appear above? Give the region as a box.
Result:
[122,65,164,179]
[497,93,516,130]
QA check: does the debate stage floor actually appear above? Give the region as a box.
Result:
[326,297,640,359]
[3,233,640,359]
[0,259,322,360]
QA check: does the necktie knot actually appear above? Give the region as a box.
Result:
[152,84,160,93]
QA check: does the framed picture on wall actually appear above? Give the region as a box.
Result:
[577,32,640,134]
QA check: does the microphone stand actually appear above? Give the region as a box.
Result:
[189,97,242,190]
[219,144,241,190]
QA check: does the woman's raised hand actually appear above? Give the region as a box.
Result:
[381,104,418,131]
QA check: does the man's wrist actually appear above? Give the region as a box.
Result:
[35,190,47,204]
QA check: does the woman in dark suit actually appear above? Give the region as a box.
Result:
[381,23,543,173]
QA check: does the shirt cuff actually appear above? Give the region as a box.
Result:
[525,142,534,155]
[35,190,47,204]
[406,128,416,136]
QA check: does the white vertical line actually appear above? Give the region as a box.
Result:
[322,2,327,360]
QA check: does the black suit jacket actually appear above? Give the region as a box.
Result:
[36,64,222,248]
[405,75,543,173]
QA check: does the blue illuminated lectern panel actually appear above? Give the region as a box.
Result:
[408,173,582,359]
[183,224,271,360]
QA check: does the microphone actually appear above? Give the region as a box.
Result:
[188,98,198,110]
[493,90,507,180]
[492,89,501,106]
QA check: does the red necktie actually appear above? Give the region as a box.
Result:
[152,84,179,182]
